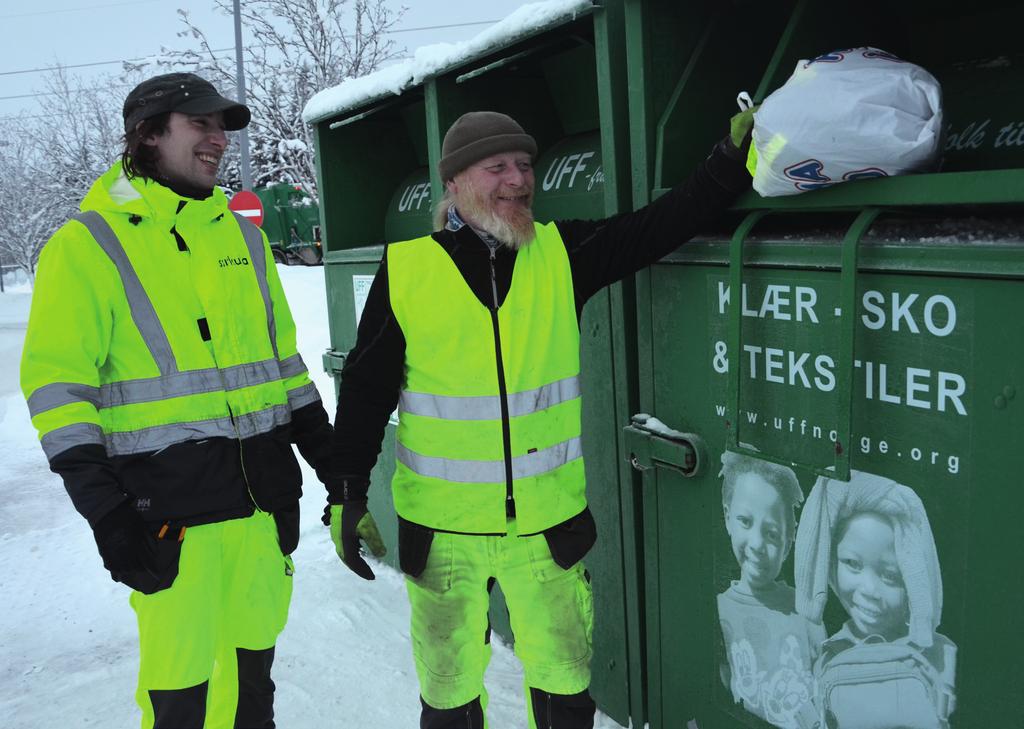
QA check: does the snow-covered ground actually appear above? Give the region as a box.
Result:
[0,266,623,728]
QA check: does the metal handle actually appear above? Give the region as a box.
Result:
[624,415,706,478]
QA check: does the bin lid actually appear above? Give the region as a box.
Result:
[533,131,604,222]
[385,167,433,243]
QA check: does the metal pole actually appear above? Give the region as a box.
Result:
[233,0,253,190]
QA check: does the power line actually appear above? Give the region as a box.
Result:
[0,47,237,78]
[0,19,501,78]
[0,83,136,102]
[0,0,159,20]
[388,19,499,34]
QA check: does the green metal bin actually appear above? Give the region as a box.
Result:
[622,1,1024,727]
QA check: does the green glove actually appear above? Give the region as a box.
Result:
[727,104,758,159]
[327,502,386,580]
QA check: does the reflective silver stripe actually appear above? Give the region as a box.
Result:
[98,359,283,408]
[287,382,321,409]
[221,358,282,390]
[396,435,582,484]
[399,375,581,421]
[278,353,307,379]
[104,403,292,456]
[27,382,101,417]
[396,441,505,483]
[512,436,582,479]
[400,391,500,420]
[507,376,580,418]
[41,422,105,460]
[235,403,292,439]
[233,212,278,359]
[74,211,178,375]
[106,416,237,456]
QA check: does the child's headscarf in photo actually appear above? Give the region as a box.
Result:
[794,470,942,646]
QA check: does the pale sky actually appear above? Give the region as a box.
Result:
[0,0,533,120]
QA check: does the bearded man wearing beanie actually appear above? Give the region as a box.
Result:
[21,73,341,728]
[326,108,755,728]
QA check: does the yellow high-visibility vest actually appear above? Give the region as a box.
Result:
[388,221,586,534]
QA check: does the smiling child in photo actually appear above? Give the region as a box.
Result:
[716,451,826,729]
[795,472,957,729]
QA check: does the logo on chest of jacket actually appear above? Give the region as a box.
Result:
[219,255,250,268]
[135,497,151,512]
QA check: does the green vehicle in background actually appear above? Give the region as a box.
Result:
[255,183,323,265]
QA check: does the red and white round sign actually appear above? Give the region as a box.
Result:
[228,190,264,228]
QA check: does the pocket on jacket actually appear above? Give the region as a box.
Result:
[112,529,184,595]
[542,506,597,570]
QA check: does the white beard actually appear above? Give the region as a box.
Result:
[457,180,535,250]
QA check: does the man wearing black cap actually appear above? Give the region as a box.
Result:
[21,72,340,728]
[327,108,756,727]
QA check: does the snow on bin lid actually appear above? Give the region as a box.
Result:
[302,0,593,124]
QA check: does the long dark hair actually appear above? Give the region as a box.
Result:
[121,112,171,180]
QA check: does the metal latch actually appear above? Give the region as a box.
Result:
[322,349,347,376]
[624,414,706,478]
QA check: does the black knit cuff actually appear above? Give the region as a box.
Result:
[706,137,753,193]
[325,476,370,504]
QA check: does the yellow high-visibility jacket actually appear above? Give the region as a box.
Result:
[21,162,321,525]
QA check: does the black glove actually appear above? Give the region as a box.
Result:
[274,502,301,555]
[92,500,148,573]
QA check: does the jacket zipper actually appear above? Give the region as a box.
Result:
[232,406,263,512]
[488,248,515,516]
[189,213,263,514]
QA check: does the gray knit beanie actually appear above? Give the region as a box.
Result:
[438,111,537,181]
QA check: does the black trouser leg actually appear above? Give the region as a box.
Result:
[149,681,208,729]
[421,695,485,729]
[234,646,276,729]
[528,688,596,729]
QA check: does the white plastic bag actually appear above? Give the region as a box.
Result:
[749,47,943,197]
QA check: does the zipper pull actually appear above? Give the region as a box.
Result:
[488,248,499,309]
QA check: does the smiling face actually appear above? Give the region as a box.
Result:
[144,111,227,194]
[724,473,790,591]
[834,512,909,640]
[448,151,535,249]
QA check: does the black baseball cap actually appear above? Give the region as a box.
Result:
[123,72,251,133]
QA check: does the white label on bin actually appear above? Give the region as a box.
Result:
[352,274,375,326]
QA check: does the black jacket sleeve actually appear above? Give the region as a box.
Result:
[289,400,341,486]
[557,140,750,310]
[330,249,406,485]
[49,444,128,528]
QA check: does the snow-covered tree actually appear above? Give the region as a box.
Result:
[0,122,62,279]
[25,65,126,215]
[131,0,406,200]
[0,65,130,281]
